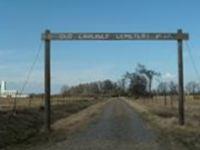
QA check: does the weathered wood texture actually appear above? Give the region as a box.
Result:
[42,33,189,41]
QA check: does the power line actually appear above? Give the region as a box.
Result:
[19,42,42,95]
[12,41,42,113]
[185,42,200,82]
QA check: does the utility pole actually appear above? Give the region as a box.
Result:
[177,29,185,125]
[44,29,51,131]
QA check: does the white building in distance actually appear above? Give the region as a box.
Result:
[0,81,29,98]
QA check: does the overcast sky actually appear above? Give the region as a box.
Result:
[1,0,200,93]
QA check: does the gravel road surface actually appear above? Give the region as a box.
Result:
[34,98,172,150]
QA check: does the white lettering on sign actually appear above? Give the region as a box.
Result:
[78,34,110,40]
[42,33,189,41]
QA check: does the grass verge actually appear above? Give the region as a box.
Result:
[125,98,200,150]
[0,99,101,149]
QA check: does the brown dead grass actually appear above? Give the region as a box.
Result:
[0,98,100,149]
[125,96,200,150]
[10,99,108,150]
[52,99,108,131]
[0,96,96,111]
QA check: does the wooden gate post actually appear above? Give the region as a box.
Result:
[177,29,185,125]
[41,30,189,127]
[44,29,51,131]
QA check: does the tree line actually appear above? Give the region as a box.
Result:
[61,64,200,98]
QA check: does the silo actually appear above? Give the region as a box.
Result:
[1,81,6,93]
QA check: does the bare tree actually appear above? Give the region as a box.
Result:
[185,81,199,95]
[116,79,127,96]
[124,72,148,98]
[168,81,178,94]
[157,82,168,105]
[61,85,70,96]
[168,81,178,107]
[136,64,160,94]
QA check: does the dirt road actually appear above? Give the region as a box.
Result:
[32,98,175,150]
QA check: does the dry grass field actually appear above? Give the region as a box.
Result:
[1,96,199,149]
[126,96,200,150]
[0,96,100,149]
[136,96,200,128]
[0,96,96,111]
